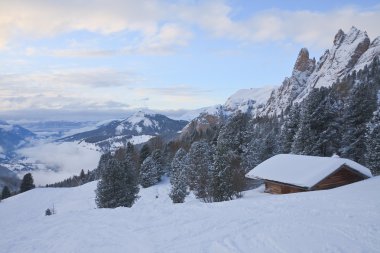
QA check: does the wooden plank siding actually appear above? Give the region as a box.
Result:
[312,165,367,190]
[265,180,307,194]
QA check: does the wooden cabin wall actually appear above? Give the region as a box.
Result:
[312,166,366,190]
[265,181,306,194]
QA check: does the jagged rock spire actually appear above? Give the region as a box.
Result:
[334,29,345,46]
[293,48,315,72]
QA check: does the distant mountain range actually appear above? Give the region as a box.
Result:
[0,120,35,161]
[17,120,97,138]
[0,165,20,192]
[61,111,188,151]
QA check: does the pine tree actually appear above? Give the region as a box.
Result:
[279,103,300,153]
[20,173,35,193]
[169,148,188,203]
[95,152,112,179]
[292,88,326,155]
[139,144,151,165]
[79,169,85,180]
[125,142,138,168]
[95,158,139,208]
[1,186,11,200]
[151,149,164,181]
[140,156,159,188]
[243,131,264,170]
[187,141,214,202]
[312,87,342,156]
[365,104,380,175]
[341,82,378,163]
[213,112,249,202]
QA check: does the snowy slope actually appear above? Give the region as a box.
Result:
[224,87,275,114]
[1,177,380,253]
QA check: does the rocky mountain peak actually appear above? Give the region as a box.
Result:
[305,27,371,89]
[333,29,345,46]
[260,27,379,116]
[293,48,316,73]
[372,36,380,47]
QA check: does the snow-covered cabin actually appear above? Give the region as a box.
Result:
[245,154,372,194]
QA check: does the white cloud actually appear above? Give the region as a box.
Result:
[18,141,101,185]
[0,68,139,111]
[0,0,191,54]
[124,23,193,55]
[132,84,216,109]
[1,1,379,52]
[180,3,380,48]
[0,68,141,89]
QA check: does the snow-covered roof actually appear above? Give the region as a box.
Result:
[245,154,372,188]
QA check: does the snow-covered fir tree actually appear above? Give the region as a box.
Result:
[291,88,326,155]
[169,148,188,203]
[279,103,300,153]
[95,158,139,208]
[213,112,249,202]
[139,143,151,165]
[1,186,11,200]
[151,149,165,181]
[125,142,139,169]
[365,93,380,175]
[312,86,343,156]
[341,80,378,164]
[95,152,112,179]
[140,156,159,188]
[20,173,35,193]
[187,140,214,202]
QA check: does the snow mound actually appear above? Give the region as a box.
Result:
[1,176,380,252]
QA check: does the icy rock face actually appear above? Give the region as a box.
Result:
[262,26,379,115]
[354,36,380,72]
[308,26,370,89]
[262,48,315,115]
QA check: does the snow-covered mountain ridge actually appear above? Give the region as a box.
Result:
[179,27,380,142]
[179,87,275,140]
[263,26,380,115]
[224,87,275,113]
[61,111,188,151]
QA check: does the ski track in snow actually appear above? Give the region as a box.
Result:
[1,177,380,253]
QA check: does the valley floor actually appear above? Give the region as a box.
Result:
[1,177,380,253]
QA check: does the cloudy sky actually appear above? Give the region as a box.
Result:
[0,0,379,121]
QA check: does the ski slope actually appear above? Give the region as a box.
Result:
[1,177,380,253]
